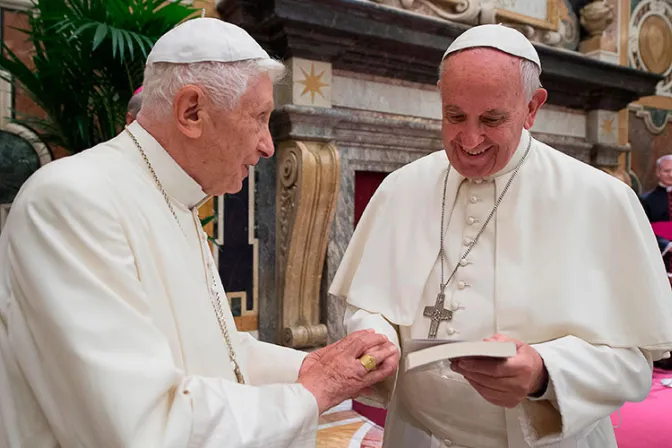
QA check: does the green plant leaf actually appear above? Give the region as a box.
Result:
[0,0,197,154]
[92,23,108,51]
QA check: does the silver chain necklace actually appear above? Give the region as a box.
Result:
[125,127,245,384]
[425,135,532,338]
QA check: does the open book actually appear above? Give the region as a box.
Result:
[403,339,517,372]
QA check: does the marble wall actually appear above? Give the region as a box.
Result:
[325,138,436,342]
[307,71,596,341]
[262,63,616,344]
[629,108,672,193]
[624,0,672,193]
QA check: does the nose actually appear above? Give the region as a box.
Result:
[258,127,275,158]
[457,122,485,150]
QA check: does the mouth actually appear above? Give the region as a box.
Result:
[460,145,491,157]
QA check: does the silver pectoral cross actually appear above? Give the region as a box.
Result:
[423,292,453,339]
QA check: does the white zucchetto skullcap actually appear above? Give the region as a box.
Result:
[146,18,270,65]
[442,24,541,71]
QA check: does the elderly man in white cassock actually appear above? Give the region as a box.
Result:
[0,18,399,448]
[330,24,672,448]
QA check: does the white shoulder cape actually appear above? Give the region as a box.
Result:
[330,135,672,358]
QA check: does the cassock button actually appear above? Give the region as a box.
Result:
[459,259,468,266]
[467,217,475,225]
[457,281,466,290]
[474,179,483,184]
[463,237,472,246]
[446,327,456,336]
[451,302,460,311]
[443,439,453,446]
[470,195,478,203]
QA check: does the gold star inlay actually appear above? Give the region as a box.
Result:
[297,64,329,104]
[601,117,615,136]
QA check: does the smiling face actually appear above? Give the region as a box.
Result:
[658,157,672,187]
[439,49,546,179]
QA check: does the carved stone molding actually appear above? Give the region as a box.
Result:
[367,0,579,49]
[592,142,630,168]
[272,104,443,154]
[628,103,672,135]
[580,0,614,37]
[371,0,481,25]
[219,0,661,109]
[276,140,340,348]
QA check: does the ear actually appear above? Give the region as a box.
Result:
[523,88,548,130]
[173,86,206,139]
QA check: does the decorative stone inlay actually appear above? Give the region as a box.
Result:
[629,0,672,96]
[276,58,332,108]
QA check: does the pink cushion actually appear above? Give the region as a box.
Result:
[610,368,672,448]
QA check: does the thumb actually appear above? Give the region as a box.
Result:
[485,333,519,344]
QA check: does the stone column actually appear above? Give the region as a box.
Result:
[586,109,631,182]
[259,57,338,348]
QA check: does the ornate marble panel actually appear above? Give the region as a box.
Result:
[629,0,672,95]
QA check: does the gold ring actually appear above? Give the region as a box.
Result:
[359,354,377,372]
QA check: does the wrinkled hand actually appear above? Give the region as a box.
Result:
[298,330,399,414]
[450,334,548,408]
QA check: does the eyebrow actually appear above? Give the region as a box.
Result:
[483,109,508,116]
[443,106,509,117]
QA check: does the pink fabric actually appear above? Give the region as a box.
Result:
[353,401,387,427]
[652,221,672,240]
[134,86,143,95]
[611,368,672,448]
[355,369,672,446]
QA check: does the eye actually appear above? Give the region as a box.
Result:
[481,117,502,127]
[445,114,465,123]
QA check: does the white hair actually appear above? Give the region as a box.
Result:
[439,53,542,102]
[141,58,285,119]
[657,154,672,168]
[519,58,541,102]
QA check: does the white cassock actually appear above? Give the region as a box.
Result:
[330,129,672,448]
[0,121,318,448]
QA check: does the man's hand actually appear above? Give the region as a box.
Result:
[298,330,399,414]
[450,333,548,408]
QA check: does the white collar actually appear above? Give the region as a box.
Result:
[125,121,209,210]
[463,129,531,184]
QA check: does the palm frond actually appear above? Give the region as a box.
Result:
[0,0,198,154]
